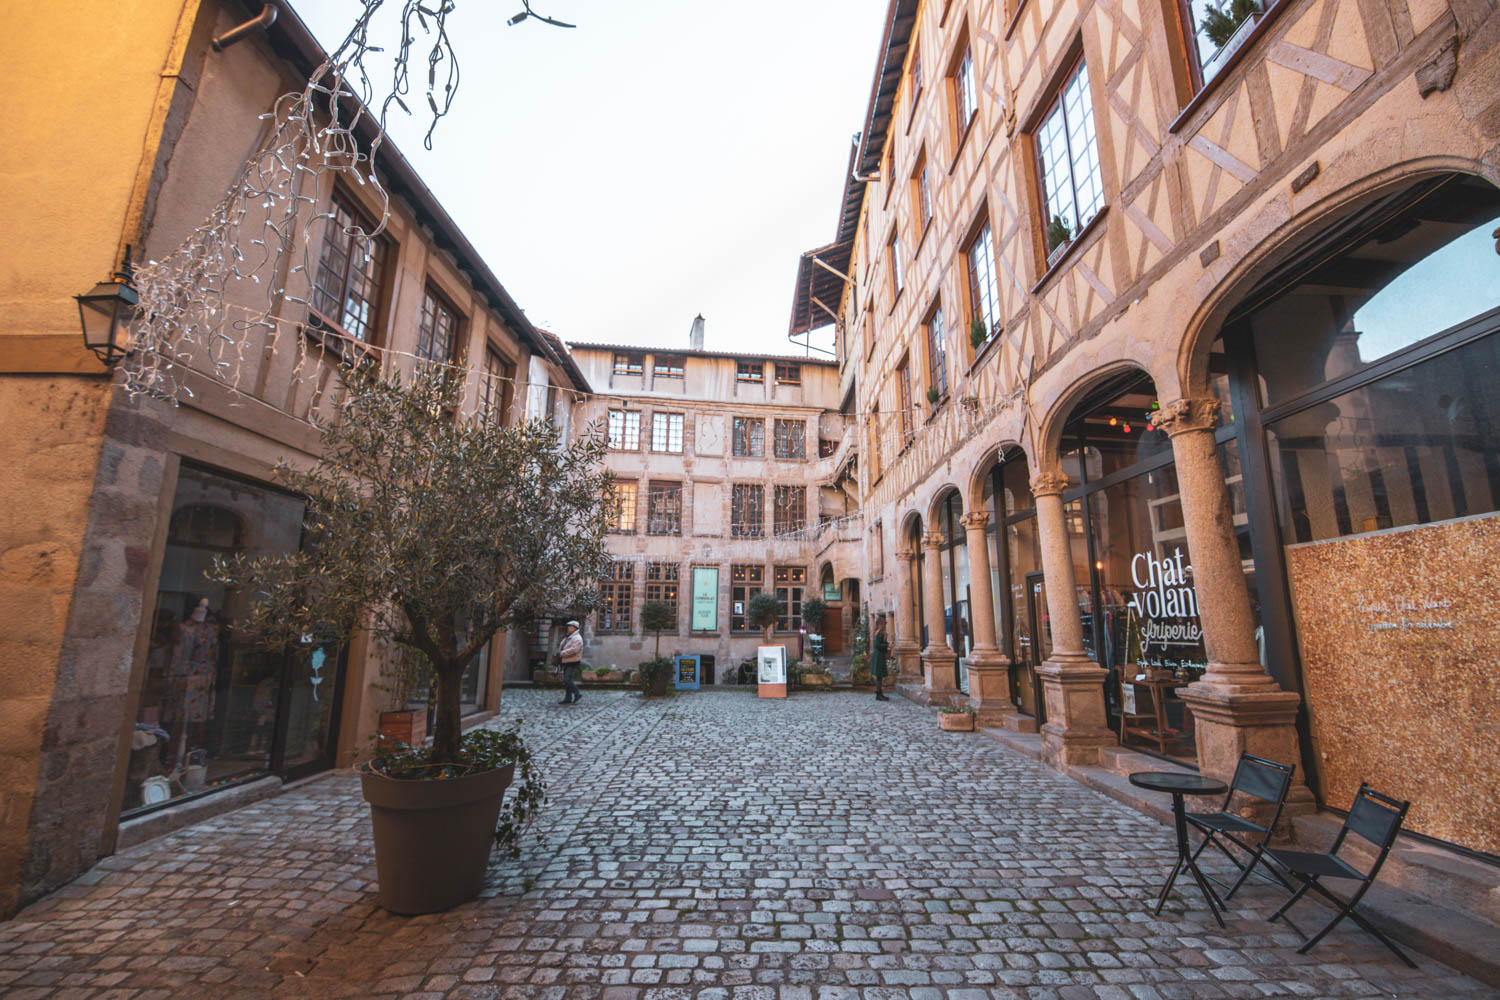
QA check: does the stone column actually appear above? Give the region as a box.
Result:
[891,547,922,682]
[920,531,958,701]
[1032,471,1114,765]
[1158,397,1313,810]
[959,509,1012,726]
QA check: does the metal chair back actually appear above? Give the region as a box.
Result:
[1332,783,1410,877]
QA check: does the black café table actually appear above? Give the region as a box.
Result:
[1129,770,1230,926]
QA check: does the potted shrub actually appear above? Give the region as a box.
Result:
[926,386,941,405]
[638,657,673,697]
[641,599,674,662]
[748,592,783,645]
[212,366,614,913]
[1202,0,1262,64]
[1046,215,1073,266]
[970,317,987,351]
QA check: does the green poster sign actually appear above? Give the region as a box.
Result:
[692,567,719,631]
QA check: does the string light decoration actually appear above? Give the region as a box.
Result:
[119,0,568,405]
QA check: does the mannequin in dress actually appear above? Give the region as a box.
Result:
[169,598,219,766]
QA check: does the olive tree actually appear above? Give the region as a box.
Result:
[213,365,614,764]
[748,592,783,645]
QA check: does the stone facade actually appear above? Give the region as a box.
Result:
[566,339,857,678]
[0,0,585,916]
[792,0,1500,855]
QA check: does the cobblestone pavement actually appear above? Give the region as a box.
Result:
[1,689,1490,999]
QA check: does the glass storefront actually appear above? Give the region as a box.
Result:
[126,463,344,815]
[1224,172,1500,858]
[938,491,971,694]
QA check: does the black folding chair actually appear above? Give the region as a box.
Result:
[1185,752,1295,900]
[1264,784,1416,967]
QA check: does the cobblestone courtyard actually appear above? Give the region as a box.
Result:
[0,690,1489,999]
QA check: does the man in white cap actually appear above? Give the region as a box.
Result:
[558,620,584,705]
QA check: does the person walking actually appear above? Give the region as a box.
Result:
[871,614,891,701]
[558,620,584,705]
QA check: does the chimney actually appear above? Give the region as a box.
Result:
[689,314,705,352]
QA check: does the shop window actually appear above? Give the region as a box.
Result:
[644,563,680,629]
[480,346,515,426]
[130,464,341,816]
[610,480,637,533]
[1248,174,1500,406]
[736,361,765,384]
[654,355,685,379]
[774,565,807,631]
[774,486,806,536]
[608,409,641,450]
[730,565,764,631]
[773,419,806,459]
[731,484,764,538]
[1059,369,1172,479]
[415,287,460,366]
[1033,58,1103,264]
[732,417,765,457]
[896,356,915,448]
[613,352,645,376]
[775,363,801,385]
[965,220,1001,342]
[651,412,684,453]
[925,304,949,403]
[646,481,682,535]
[598,561,634,632]
[311,193,388,343]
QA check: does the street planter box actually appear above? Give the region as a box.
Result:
[939,712,975,732]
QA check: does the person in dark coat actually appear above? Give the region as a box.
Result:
[871,614,890,701]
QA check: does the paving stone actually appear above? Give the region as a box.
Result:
[0,690,1489,997]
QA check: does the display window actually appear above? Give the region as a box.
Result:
[127,464,344,815]
[1228,172,1500,858]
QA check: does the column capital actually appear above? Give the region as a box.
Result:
[1029,471,1071,497]
[1154,396,1222,437]
[921,531,945,551]
[959,509,990,531]
[894,547,916,561]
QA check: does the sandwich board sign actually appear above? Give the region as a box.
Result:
[675,654,701,691]
[757,644,787,699]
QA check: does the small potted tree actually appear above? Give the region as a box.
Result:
[1046,215,1073,267]
[639,599,675,696]
[748,592,783,645]
[213,366,614,914]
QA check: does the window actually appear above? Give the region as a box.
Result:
[651,412,684,453]
[608,409,641,450]
[965,221,1002,341]
[870,403,883,481]
[1180,0,1263,86]
[872,521,885,579]
[610,480,637,533]
[908,46,924,118]
[950,43,978,142]
[912,152,933,234]
[774,566,807,631]
[926,305,949,402]
[654,355,685,378]
[311,194,387,343]
[775,363,802,385]
[736,361,765,384]
[613,353,645,376]
[647,481,682,535]
[897,356,915,448]
[644,563,680,629]
[773,419,806,459]
[479,346,515,425]
[774,486,806,536]
[731,484,764,538]
[863,308,876,360]
[888,231,904,297]
[599,561,634,632]
[730,565,764,631]
[732,417,764,458]
[1035,59,1104,257]
[415,288,459,365]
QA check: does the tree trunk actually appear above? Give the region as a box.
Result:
[763,624,774,645]
[654,632,661,660]
[430,662,465,764]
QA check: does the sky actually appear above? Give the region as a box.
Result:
[290,0,885,359]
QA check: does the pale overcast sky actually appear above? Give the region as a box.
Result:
[290,0,883,358]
